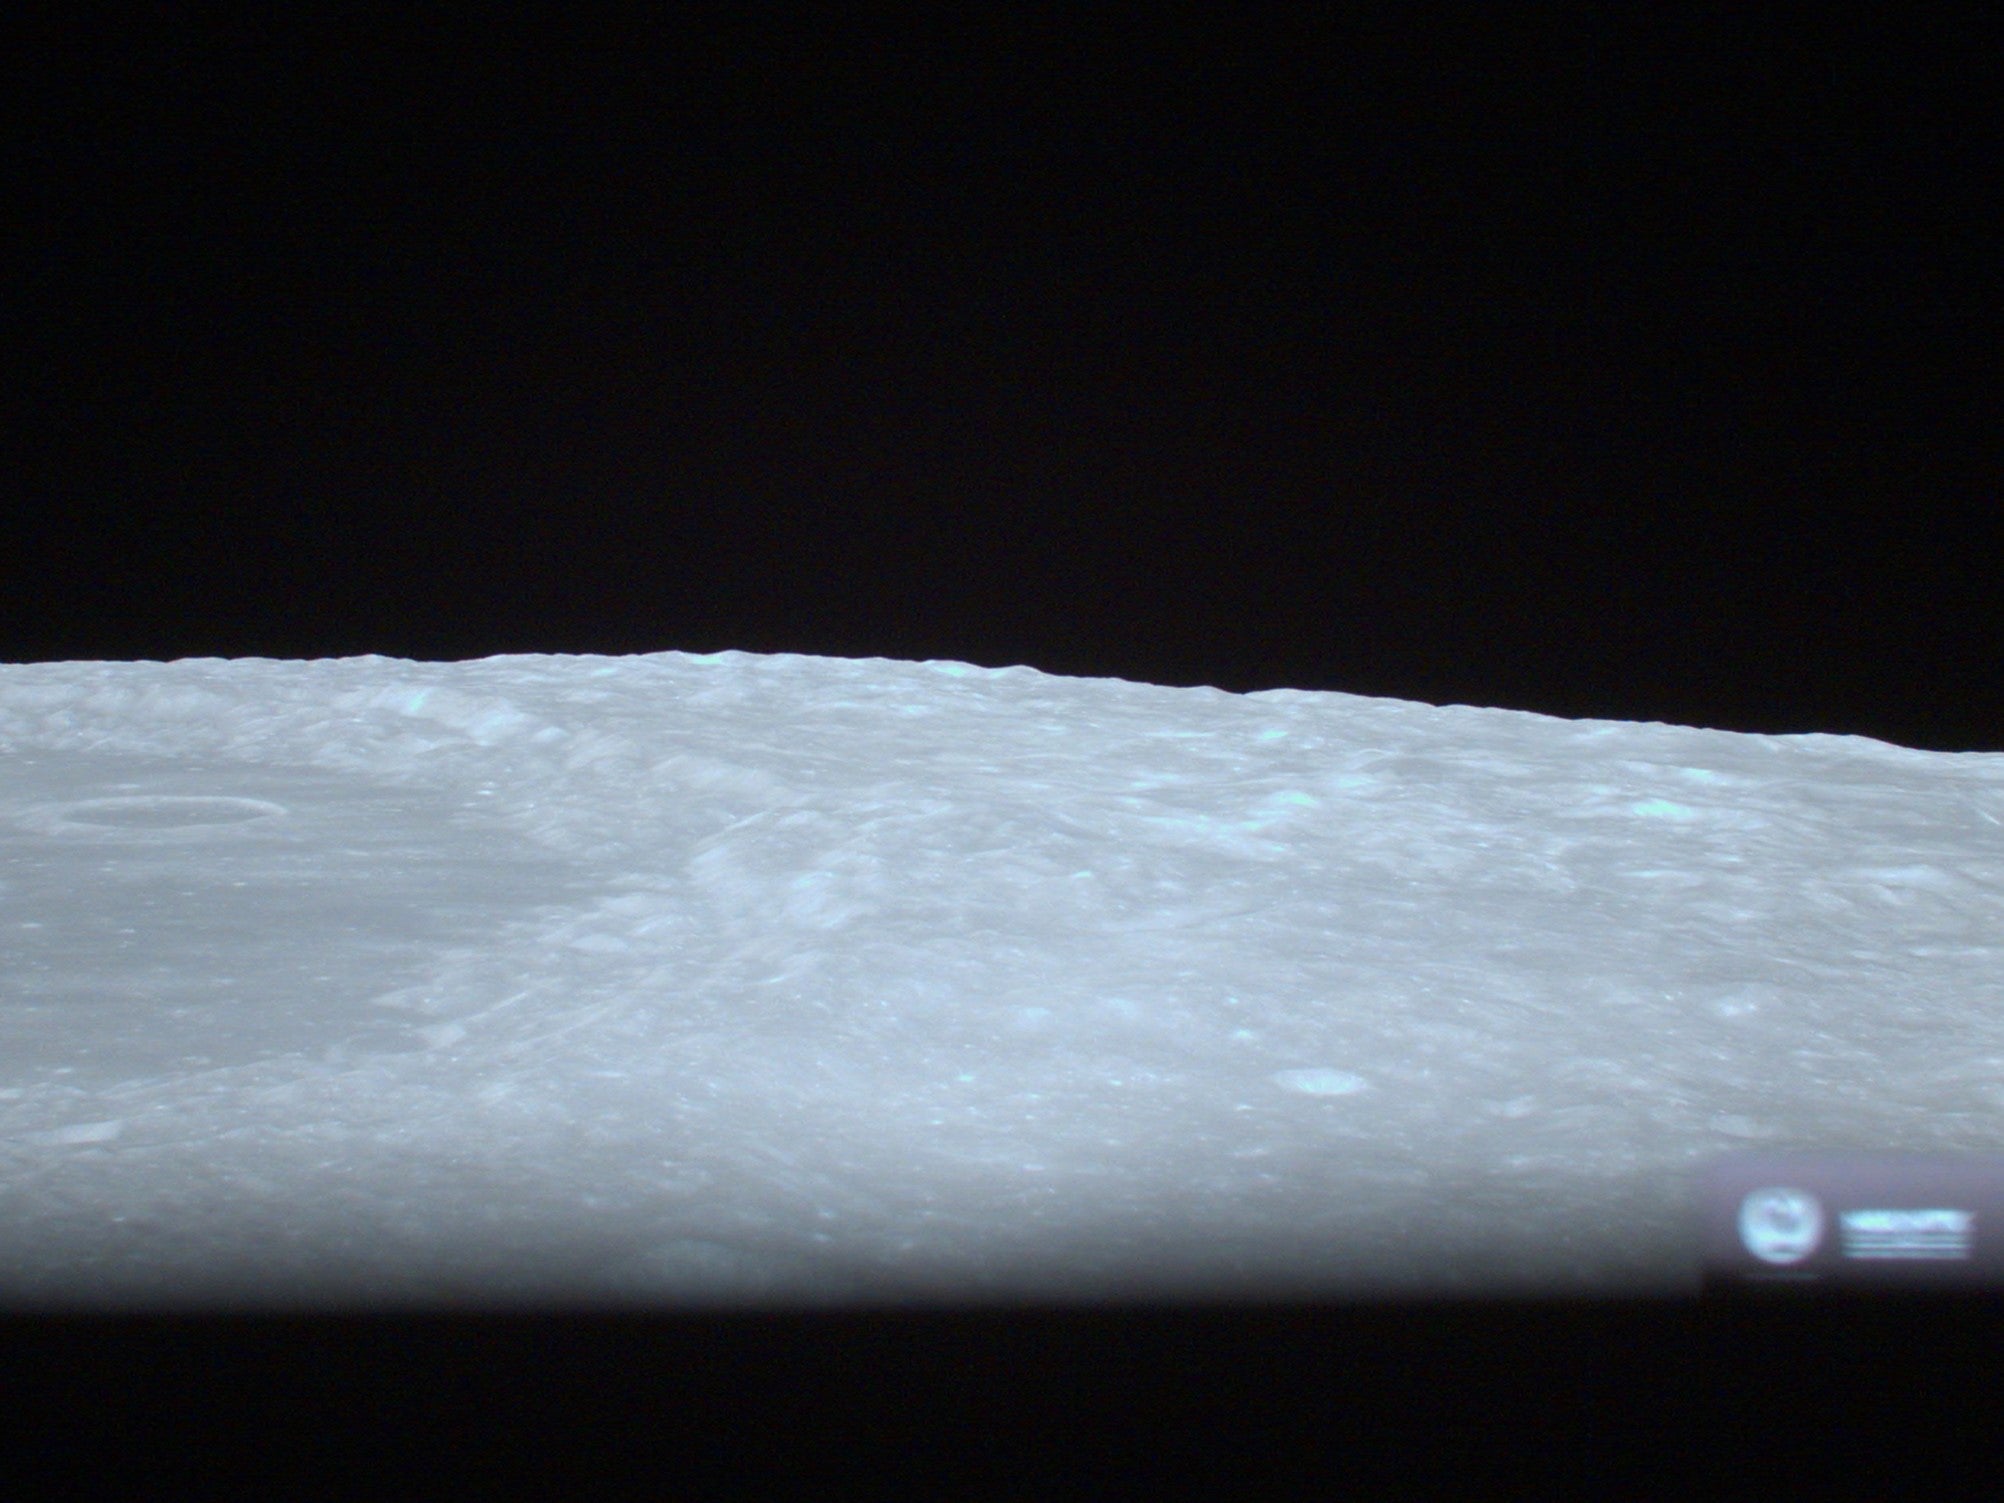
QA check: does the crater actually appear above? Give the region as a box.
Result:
[35,796,287,835]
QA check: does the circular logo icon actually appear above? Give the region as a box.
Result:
[1738,1187,1825,1265]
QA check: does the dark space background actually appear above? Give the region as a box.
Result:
[10,13,1994,751]
[4,13,1999,1466]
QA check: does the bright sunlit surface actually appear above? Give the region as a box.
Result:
[2,651,2000,1308]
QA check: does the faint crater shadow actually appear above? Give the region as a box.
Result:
[13,796,288,840]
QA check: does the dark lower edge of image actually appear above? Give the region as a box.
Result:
[3,1291,1998,1486]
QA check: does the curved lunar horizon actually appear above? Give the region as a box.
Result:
[3,650,2000,1307]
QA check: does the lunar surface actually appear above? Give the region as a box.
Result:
[2,651,1999,1306]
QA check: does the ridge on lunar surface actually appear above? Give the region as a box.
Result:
[2,650,2000,1307]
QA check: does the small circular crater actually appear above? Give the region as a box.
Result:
[18,796,288,838]
[1273,1066,1370,1097]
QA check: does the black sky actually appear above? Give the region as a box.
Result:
[10,13,1996,749]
